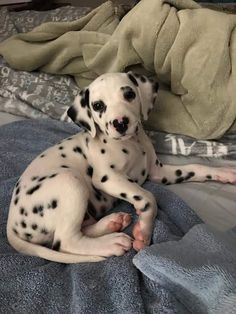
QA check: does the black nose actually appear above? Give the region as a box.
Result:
[113,117,129,134]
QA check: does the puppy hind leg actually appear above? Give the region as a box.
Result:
[53,173,132,257]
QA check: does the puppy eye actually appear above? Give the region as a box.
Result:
[92,101,105,112]
[121,86,136,102]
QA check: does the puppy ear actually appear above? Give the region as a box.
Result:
[67,89,96,138]
[127,71,159,120]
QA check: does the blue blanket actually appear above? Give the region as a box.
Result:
[0,119,235,314]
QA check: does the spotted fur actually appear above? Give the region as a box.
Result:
[7,72,236,264]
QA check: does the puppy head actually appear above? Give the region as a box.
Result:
[67,72,158,139]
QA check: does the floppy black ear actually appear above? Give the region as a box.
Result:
[127,71,159,120]
[67,89,96,138]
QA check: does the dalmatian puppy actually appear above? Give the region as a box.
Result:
[7,72,236,263]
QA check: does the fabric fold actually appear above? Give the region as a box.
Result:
[0,0,236,139]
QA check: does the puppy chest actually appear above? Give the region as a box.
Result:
[93,140,149,181]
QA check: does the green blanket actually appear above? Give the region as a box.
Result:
[1,0,236,139]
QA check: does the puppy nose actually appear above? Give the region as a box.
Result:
[113,117,129,134]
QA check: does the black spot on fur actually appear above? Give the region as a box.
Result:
[61,154,67,158]
[127,73,138,86]
[185,172,195,181]
[175,169,182,177]
[101,175,108,183]
[120,193,127,198]
[206,175,212,180]
[32,176,39,181]
[67,106,77,121]
[141,169,146,176]
[103,139,107,144]
[161,177,168,184]
[73,146,82,154]
[141,202,150,212]
[87,109,92,119]
[15,187,20,195]
[52,240,61,251]
[61,165,69,168]
[175,177,185,184]
[32,224,38,230]
[41,228,48,235]
[51,200,58,209]
[78,120,91,132]
[27,184,41,195]
[133,195,142,201]
[128,178,134,183]
[40,154,45,158]
[87,166,93,178]
[110,164,115,169]
[160,163,163,167]
[32,205,44,214]
[84,89,90,107]
[38,176,47,182]
[101,149,106,154]
[58,146,64,150]
[155,159,159,166]
[86,137,89,147]
[21,221,27,228]
[13,228,18,235]
[14,197,19,205]
[80,89,90,108]
[122,148,129,154]
[20,207,25,215]
[49,173,57,178]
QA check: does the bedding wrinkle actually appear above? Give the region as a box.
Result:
[1,0,236,138]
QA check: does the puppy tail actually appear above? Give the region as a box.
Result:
[7,228,105,264]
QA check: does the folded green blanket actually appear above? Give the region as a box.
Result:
[1,0,236,139]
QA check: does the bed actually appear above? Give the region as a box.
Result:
[0,2,236,313]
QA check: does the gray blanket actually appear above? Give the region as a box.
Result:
[0,119,235,313]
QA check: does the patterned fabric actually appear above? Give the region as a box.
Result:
[148,131,236,160]
[0,6,90,120]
